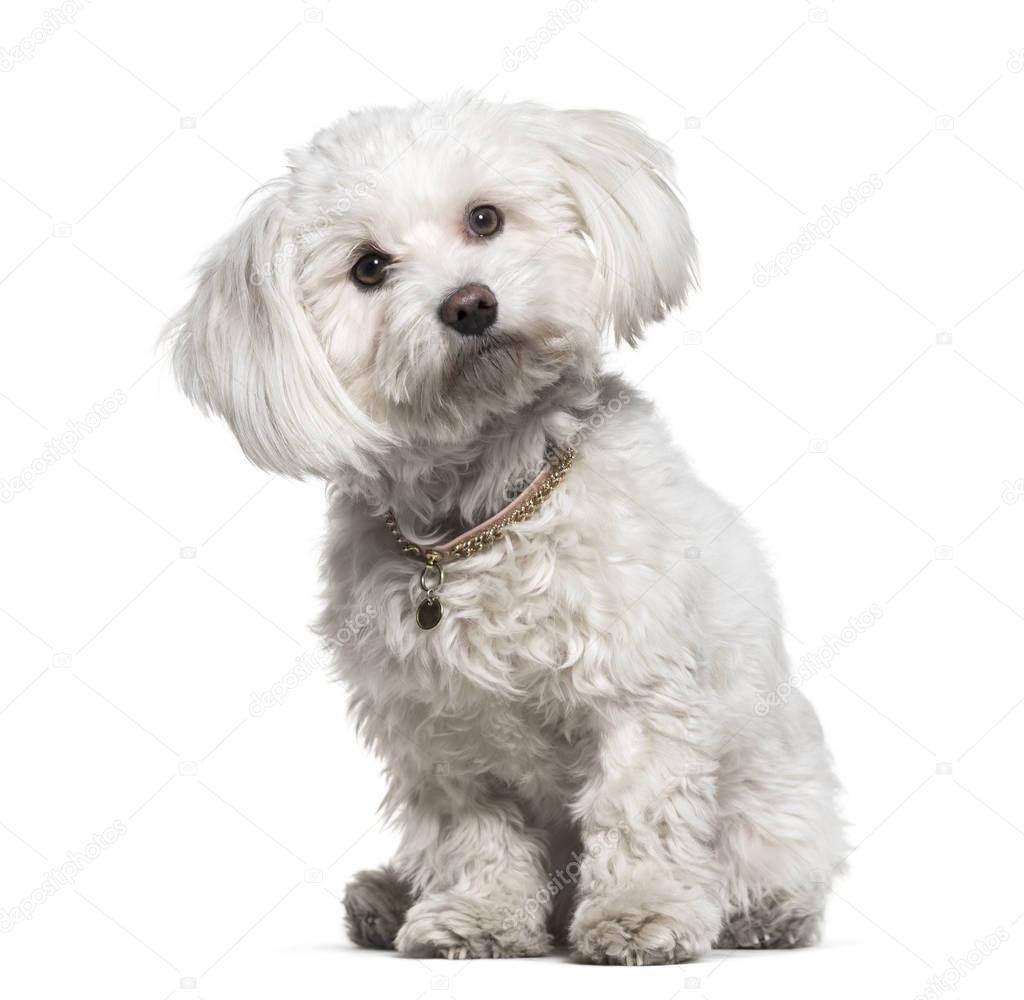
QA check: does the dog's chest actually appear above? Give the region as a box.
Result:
[391,527,596,696]
[333,477,684,703]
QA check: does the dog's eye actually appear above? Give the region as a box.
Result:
[352,251,391,287]
[466,205,503,238]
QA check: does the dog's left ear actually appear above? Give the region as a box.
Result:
[537,108,697,345]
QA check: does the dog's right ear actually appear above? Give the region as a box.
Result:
[164,191,387,479]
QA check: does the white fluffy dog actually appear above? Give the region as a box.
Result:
[166,95,845,965]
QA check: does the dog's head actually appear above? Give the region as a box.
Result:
[166,96,696,478]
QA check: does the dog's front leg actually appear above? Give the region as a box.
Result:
[569,708,725,965]
[392,780,553,959]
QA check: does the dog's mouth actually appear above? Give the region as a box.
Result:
[448,324,579,385]
[451,328,519,376]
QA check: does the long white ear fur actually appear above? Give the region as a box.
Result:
[537,108,697,345]
[164,192,389,478]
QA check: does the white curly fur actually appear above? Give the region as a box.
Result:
[166,94,846,965]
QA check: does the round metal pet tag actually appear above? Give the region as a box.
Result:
[416,597,443,630]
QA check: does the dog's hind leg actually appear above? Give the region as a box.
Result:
[714,691,846,950]
[344,865,415,949]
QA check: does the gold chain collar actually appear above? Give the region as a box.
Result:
[384,447,575,629]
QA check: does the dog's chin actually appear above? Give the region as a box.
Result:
[452,328,518,373]
[370,317,592,449]
[449,327,571,398]
[380,330,565,447]
[439,330,529,409]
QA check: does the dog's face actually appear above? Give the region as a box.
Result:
[167,97,695,478]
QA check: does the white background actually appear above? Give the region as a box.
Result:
[2,0,1023,997]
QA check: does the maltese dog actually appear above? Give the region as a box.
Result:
[166,95,845,965]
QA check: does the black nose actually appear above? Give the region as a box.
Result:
[439,283,498,336]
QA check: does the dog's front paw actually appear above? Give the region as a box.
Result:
[395,891,551,959]
[570,887,720,965]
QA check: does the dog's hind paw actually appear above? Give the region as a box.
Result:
[344,866,414,949]
[716,899,822,949]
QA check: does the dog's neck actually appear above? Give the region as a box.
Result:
[346,373,600,542]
